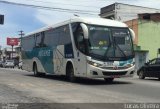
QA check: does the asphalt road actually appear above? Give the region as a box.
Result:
[0,68,160,108]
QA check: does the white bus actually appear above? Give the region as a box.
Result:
[21,17,135,82]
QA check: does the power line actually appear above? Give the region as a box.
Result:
[21,0,101,8]
[0,0,99,15]
[0,0,98,13]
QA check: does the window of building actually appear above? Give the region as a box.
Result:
[143,14,150,20]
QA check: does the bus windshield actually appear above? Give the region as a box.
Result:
[88,25,134,61]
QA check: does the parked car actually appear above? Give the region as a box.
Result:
[0,61,3,67]
[137,58,160,80]
[18,61,22,69]
[3,60,15,68]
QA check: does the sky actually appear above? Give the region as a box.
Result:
[0,0,160,48]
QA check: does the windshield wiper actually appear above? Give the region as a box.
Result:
[114,38,127,58]
[103,42,112,60]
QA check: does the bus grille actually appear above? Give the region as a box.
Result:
[100,67,127,70]
[102,71,127,76]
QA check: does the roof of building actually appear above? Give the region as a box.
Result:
[138,13,160,16]
[101,2,160,13]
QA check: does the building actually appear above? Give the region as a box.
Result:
[124,13,160,60]
[100,3,160,70]
[100,3,160,22]
[100,2,160,45]
[2,47,16,60]
[15,46,21,61]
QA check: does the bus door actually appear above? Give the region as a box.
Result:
[74,26,87,76]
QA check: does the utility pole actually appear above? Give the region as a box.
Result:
[18,30,24,51]
[18,30,24,61]
[158,48,160,58]
[11,45,13,59]
[0,46,1,61]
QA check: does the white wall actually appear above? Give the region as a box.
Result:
[116,4,160,22]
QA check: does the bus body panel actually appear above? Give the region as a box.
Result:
[22,46,55,74]
[21,17,135,79]
[53,45,65,75]
[33,47,54,74]
[73,51,87,77]
[22,59,32,72]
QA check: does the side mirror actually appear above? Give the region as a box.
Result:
[129,28,135,41]
[148,60,151,63]
[80,23,88,39]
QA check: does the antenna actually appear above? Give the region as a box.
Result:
[74,14,79,17]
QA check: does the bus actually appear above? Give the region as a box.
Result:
[21,17,135,82]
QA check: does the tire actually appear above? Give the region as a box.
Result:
[33,64,40,76]
[104,78,114,83]
[19,66,22,69]
[66,63,76,82]
[139,70,145,79]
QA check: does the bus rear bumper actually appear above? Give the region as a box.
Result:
[86,64,135,78]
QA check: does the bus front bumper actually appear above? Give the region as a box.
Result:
[86,64,135,78]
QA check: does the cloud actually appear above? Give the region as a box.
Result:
[0,3,44,47]
[35,10,73,25]
[34,0,160,25]
[34,0,100,25]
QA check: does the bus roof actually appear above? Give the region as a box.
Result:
[70,17,127,27]
[25,17,128,36]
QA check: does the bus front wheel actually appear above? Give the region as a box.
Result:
[66,63,76,82]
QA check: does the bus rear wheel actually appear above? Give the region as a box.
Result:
[66,63,76,82]
[104,78,114,83]
[33,64,40,76]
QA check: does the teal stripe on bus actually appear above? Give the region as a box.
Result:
[22,46,56,74]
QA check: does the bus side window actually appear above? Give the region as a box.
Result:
[35,33,41,47]
[44,28,59,47]
[22,36,35,51]
[34,32,47,48]
[40,32,47,47]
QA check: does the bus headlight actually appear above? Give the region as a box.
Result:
[126,64,132,68]
[87,60,102,67]
[126,62,135,68]
[130,62,135,67]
